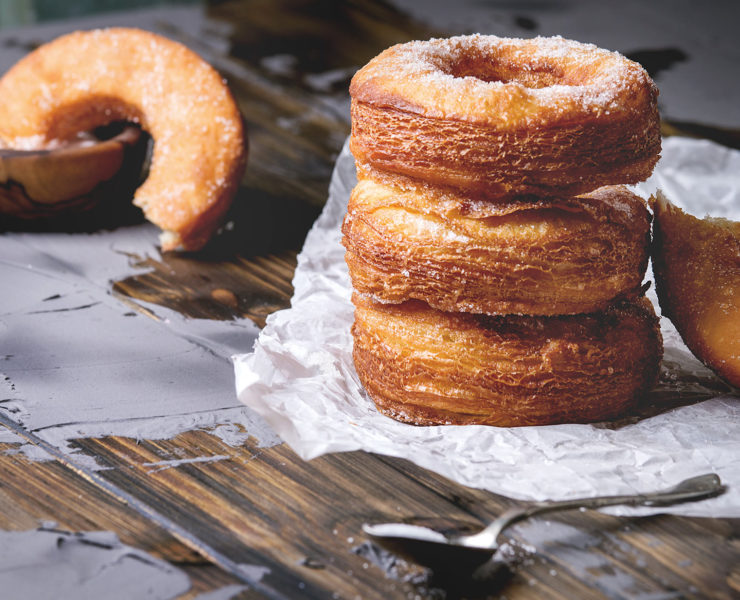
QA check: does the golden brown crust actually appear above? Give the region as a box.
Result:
[352,295,663,426]
[350,35,660,198]
[342,177,651,316]
[652,192,740,388]
[0,28,247,251]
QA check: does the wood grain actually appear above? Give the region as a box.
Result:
[114,250,298,327]
[0,441,249,599]
[58,431,739,600]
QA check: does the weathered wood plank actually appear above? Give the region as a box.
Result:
[113,249,299,327]
[69,433,428,599]
[0,441,250,599]
[376,454,740,599]
[61,431,738,600]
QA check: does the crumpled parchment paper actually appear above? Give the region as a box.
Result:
[234,137,739,517]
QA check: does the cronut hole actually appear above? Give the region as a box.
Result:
[445,56,564,88]
[46,97,152,181]
[45,96,146,142]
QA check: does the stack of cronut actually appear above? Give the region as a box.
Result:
[342,35,664,427]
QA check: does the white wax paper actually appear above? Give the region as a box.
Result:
[234,137,739,517]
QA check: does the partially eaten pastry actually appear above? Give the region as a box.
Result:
[652,192,740,388]
[0,28,247,251]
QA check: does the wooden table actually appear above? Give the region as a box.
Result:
[1,2,738,598]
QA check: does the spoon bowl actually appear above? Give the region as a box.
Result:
[363,522,495,573]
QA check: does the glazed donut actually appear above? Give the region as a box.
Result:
[0,28,247,251]
[652,192,740,388]
[352,294,663,426]
[350,35,660,198]
[343,177,651,316]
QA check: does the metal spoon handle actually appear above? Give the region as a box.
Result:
[465,473,723,548]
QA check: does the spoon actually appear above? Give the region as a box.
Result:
[0,125,147,219]
[363,473,724,574]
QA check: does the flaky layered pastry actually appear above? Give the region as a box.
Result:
[343,177,651,316]
[352,295,663,427]
[652,192,740,388]
[350,35,660,199]
[0,28,247,251]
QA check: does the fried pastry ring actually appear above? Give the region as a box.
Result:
[652,192,740,388]
[352,294,663,426]
[350,34,660,198]
[343,177,651,316]
[0,28,247,251]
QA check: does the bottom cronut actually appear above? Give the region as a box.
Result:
[351,295,663,427]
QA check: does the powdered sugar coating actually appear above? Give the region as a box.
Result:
[351,34,656,128]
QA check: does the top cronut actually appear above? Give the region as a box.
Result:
[350,34,658,129]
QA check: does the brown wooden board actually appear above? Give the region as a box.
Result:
[4,428,737,599]
[0,441,256,599]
